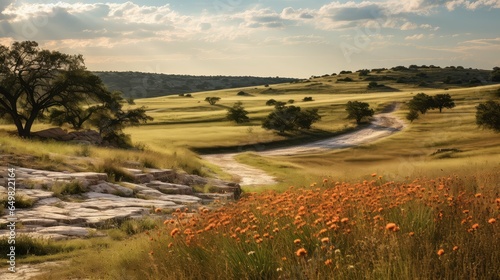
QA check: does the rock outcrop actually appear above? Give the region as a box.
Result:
[0,165,241,240]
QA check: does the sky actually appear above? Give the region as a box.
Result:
[0,0,499,78]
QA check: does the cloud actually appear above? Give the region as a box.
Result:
[405,34,425,40]
[446,0,500,10]
[400,22,418,30]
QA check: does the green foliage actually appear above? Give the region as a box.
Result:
[358,69,370,76]
[406,110,419,123]
[89,91,153,148]
[227,102,250,124]
[408,93,435,114]
[345,101,374,124]
[433,94,455,113]
[262,105,321,133]
[491,68,500,82]
[476,100,500,132]
[205,97,221,105]
[0,235,80,257]
[368,81,378,89]
[0,41,107,137]
[266,99,277,106]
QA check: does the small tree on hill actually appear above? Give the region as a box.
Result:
[476,100,500,132]
[262,105,321,133]
[406,110,419,123]
[205,97,221,105]
[345,101,374,124]
[266,99,277,106]
[227,102,249,124]
[408,93,434,114]
[432,94,455,113]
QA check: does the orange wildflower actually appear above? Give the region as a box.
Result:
[170,228,180,237]
[321,237,330,243]
[325,259,333,266]
[472,223,479,230]
[371,173,377,177]
[296,248,307,257]
[341,218,349,223]
[453,246,459,251]
[385,223,399,232]
[408,232,415,237]
[488,218,496,224]
[437,249,445,256]
[154,208,162,213]
[294,239,301,244]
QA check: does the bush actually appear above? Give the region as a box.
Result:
[337,77,353,82]
[358,69,370,76]
[205,97,221,105]
[262,105,321,133]
[237,91,247,96]
[302,97,314,102]
[406,110,419,123]
[408,93,434,114]
[266,99,277,106]
[476,100,500,132]
[345,101,374,124]
[227,102,250,124]
[368,81,378,89]
[339,70,352,74]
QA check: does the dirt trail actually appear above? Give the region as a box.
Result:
[202,105,405,186]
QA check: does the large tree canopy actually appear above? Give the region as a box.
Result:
[0,41,108,137]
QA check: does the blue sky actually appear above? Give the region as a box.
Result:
[0,0,499,78]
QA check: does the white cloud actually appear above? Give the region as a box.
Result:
[405,34,425,40]
[401,22,418,30]
[447,0,500,10]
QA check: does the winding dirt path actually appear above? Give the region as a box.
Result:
[202,106,405,186]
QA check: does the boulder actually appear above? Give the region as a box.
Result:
[32,128,68,141]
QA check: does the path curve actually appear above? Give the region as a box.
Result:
[202,105,405,186]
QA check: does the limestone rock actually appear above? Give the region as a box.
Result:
[146,181,193,195]
[37,226,97,237]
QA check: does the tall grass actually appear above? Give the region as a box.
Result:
[131,173,499,280]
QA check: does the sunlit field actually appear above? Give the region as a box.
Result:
[33,173,499,280]
[1,69,499,280]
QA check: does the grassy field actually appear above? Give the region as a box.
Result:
[0,68,499,279]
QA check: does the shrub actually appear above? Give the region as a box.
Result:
[476,100,500,132]
[406,110,419,123]
[204,97,221,105]
[227,102,250,124]
[408,93,434,114]
[302,97,314,102]
[262,105,321,133]
[345,101,374,124]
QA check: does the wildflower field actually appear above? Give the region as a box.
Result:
[143,173,499,280]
